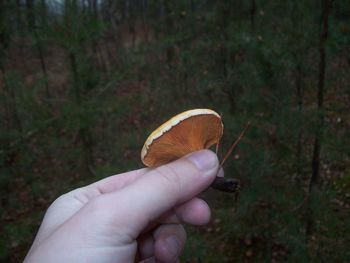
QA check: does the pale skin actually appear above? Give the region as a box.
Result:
[24,150,222,263]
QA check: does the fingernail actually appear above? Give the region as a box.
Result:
[187,150,218,172]
[165,236,180,259]
[217,167,224,177]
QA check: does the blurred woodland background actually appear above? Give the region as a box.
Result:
[1,0,350,262]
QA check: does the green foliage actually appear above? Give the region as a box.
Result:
[0,0,349,262]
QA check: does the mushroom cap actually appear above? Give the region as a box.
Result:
[141,109,223,167]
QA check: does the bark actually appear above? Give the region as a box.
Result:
[309,0,332,193]
[68,51,80,102]
[163,0,174,64]
[190,0,195,13]
[217,1,236,113]
[306,0,332,242]
[250,0,256,32]
[26,0,51,103]
[295,61,304,179]
[0,1,22,132]
[86,0,108,72]
[1,65,23,133]
[68,50,95,175]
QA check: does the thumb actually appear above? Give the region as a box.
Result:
[85,150,219,240]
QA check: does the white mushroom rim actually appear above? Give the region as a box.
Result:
[141,108,222,162]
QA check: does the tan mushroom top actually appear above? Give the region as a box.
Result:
[141,109,223,167]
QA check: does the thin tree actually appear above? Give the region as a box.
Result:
[25,0,51,105]
[291,2,306,180]
[250,0,256,32]
[0,0,22,133]
[306,0,333,241]
[63,0,95,175]
[309,0,332,193]
[295,61,304,179]
[217,1,234,112]
[163,0,175,64]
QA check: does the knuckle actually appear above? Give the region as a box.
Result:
[86,195,119,222]
[177,224,187,241]
[85,194,109,217]
[46,191,74,213]
[71,188,93,205]
[88,194,107,210]
[154,164,183,196]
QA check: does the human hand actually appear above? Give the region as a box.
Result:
[24,150,220,263]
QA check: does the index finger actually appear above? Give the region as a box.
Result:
[89,168,150,193]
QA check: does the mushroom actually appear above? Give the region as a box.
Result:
[141,109,241,193]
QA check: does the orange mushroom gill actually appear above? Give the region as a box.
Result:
[141,109,223,167]
[141,109,242,193]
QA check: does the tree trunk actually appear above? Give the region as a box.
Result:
[295,61,304,179]
[68,50,95,175]
[217,1,236,113]
[0,1,22,132]
[250,0,256,32]
[68,51,80,103]
[26,0,51,104]
[163,0,174,64]
[291,2,305,181]
[309,0,332,193]
[306,0,332,243]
